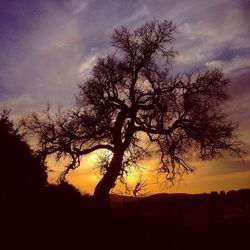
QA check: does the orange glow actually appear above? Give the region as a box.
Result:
[47,152,250,195]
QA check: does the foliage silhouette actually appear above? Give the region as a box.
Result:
[0,109,48,249]
[21,19,243,207]
[0,109,47,201]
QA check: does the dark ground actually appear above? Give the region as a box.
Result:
[1,186,250,250]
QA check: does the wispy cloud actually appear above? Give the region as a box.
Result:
[72,0,89,15]
[206,55,250,75]
[77,53,98,76]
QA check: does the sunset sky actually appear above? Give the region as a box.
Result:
[1,0,250,195]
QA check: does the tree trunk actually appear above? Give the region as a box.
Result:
[94,151,123,209]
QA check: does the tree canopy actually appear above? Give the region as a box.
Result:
[0,110,47,199]
[21,20,243,205]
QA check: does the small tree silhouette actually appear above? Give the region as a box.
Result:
[21,20,243,207]
[0,109,47,201]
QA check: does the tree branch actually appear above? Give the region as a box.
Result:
[74,144,114,156]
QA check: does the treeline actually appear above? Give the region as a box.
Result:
[119,189,250,226]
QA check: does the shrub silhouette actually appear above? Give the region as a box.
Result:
[41,181,85,215]
[0,110,48,249]
[0,110,47,201]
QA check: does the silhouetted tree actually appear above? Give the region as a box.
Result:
[21,20,243,207]
[0,109,47,201]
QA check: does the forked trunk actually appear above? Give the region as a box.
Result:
[94,151,123,209]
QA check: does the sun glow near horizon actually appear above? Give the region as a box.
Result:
[46,149,250,196]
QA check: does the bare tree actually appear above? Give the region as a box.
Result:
[21,19,243,207]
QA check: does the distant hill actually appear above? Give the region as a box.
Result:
[111,189,250,203]
[110,189,250,215]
